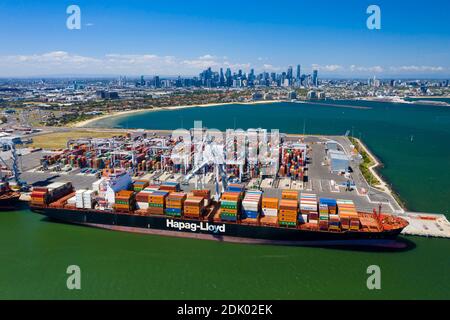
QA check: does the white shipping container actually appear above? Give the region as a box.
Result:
[75,190,86,208]
[262,208,278,217]
[67,196,76,205]
[136,202,149,210]
[92,179,103,192]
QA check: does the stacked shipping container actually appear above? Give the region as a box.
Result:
[300,193,318,225]
[165,192,186,217]
[148,191,168,215]
[278,199,298,227]
[262,197,278,217]
[184,196,205,218]
[337,199,360,230]
[192,189,211,207]
[159,182,180,192]
[115,190,135,212]
[242,190,262,219]
[220,192,242,222]
[133,180,149,192]
[135,189,153,210]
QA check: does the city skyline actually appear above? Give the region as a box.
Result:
[0,0,449,77]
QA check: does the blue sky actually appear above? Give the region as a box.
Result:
[0,0,449,77]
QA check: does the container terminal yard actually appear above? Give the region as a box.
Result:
[1,126,449,240]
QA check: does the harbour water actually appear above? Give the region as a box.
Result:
[1,100,449,299]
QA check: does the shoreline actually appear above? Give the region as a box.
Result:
[351,137,405,211]
[72,96,450,128]
[72,100,280,128]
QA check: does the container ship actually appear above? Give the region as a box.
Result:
[30,170,409,247]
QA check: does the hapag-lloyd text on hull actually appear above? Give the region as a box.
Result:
[166,219,226,233]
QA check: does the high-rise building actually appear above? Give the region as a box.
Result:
[140,75,146,86]
[219,68,225,86]
[296,65,301,80]
[153,76,161,88]
[287,66,293,83]
[312,70,318,87]
[225,68,232,87]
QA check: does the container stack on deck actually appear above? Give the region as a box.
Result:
[262,197,278,217]
[278,199,298,227]
[300,193,318,227]
[282,189,298,201]
[135,188,153,210]
[318,202,329,231]
[115,190,135,212]
[184,196,205,219]
[159,182,180,192]
[133,180,149,192]
[30,187,49,206]
[49,192,76,208]
[82,190,96,209]
[337,199,359,230]
[31,182,73,207]
[220,192,242,222]
[148,191,168,215]
[318,198,338,230]
[192,189,211,207]
[165,192,186,217]
[242,190,262,220]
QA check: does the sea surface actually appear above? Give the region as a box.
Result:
[1,100,449,299]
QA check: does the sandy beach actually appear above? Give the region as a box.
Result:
[72,100,280,128]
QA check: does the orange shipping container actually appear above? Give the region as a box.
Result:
[262,197,279,209]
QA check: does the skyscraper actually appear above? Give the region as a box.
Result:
[153,76,161,88]
[312,70,318,87]
[287,66,293,84]
[219,68,225,86]
[296,65,301,80]
[225,68,232,87]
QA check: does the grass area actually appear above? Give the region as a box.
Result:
[30,130,125,150]
[348,137,378,187]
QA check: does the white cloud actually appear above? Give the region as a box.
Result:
[0,51,448,77]
[312,64,344,72]
[350,65,384,73]
[389,65,445,72]
[0,52,246,76]
[262,64,281,72]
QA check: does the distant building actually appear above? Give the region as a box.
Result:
[325,140,338,151]
[252,92,264,101]
[96,91,119,100]
[328,150,350,173]
[263,93,273,100]
[312,70,318,87]
[153,76,161,88]
[307,90,318,100]
[296,65,301,80]
[318,92,326,100]
[287,91,297,100]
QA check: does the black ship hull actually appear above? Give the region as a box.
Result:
[32,206,406,248]
[0,193,22,210]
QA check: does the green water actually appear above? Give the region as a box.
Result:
[1,100,449,299]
